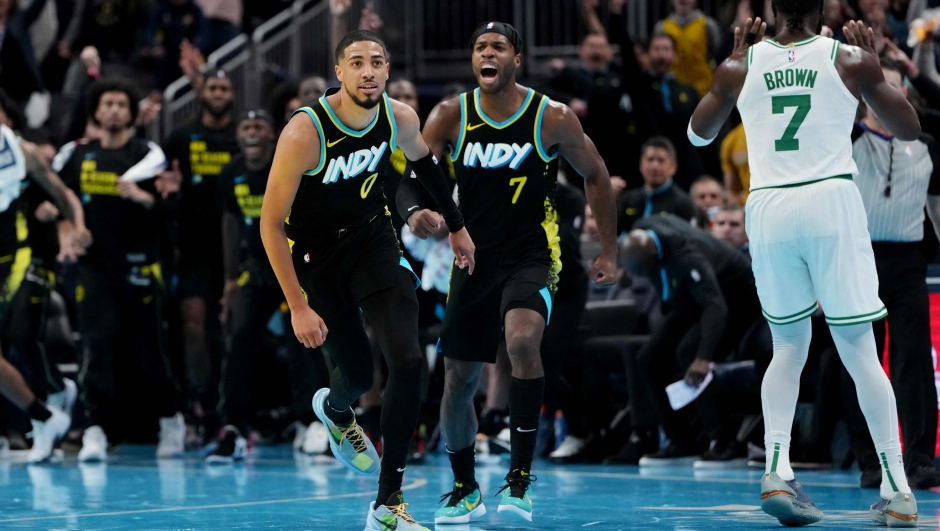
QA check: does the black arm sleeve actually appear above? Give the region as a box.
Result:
[395,172,435,217]
[680,254,727,361]
[407,151,464,232]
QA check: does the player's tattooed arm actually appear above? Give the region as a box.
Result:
[543,101,617,285]
[689,17,765,143]
[842,21,921,141]
[23,146,77,224]
[261,115,329,348]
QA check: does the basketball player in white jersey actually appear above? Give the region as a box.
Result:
[688,1,921,527]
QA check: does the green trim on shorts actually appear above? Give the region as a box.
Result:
[762,302,818,325]
[825,306,888,326]
[750,174,853,192]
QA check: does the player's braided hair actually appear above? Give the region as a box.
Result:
[771,0,823,31]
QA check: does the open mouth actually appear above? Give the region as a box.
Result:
[480,65,498,80]
[359,83,378,95]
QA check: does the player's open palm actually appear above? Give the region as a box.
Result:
[844,20,879,65]
[292,305,328,348]
[733,17,766,56]
[449,228,475,275]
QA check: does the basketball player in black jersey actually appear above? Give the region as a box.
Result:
[397,22,618,524]
[261,30,474,531]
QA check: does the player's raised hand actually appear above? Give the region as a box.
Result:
[407,209,443,239]
[292,305,328,348]
[590,252,617,286]
[733,17,765,56]
[449,228,476,275]
[844,20,877,56]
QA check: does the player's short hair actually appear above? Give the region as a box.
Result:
[86,79,140,127]
[641,136,677,162]
[771,0,823,31]
[335,30,388,64]
[880,58,906,78]
[720,203,744,214]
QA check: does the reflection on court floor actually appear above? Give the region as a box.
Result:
[0,446,935,530]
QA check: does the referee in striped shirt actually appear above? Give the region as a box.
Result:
[845,59,940,489]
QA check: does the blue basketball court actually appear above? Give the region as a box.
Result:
[0,445,935,530]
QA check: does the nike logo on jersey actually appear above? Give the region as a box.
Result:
[516,427,536,433]
[322,142,388,184]
[463,142,533,170]
[397,467,406,472]
[327,136,346,148]
[466,122,486,131]
[407,206,419,211]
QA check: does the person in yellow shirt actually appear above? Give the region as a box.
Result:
[654,0,722,97]
[721,121,750,205]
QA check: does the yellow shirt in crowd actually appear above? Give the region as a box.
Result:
[721,123,750,203]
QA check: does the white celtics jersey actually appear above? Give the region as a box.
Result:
[737,36,860,190]
[0,124,26,213]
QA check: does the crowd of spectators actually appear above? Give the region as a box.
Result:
[2,0,940,489]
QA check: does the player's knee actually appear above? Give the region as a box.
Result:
[505,327,541,361]
[445,366,481,401]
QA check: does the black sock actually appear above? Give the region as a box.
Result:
[27,400,52,422]
[447,444,477,487]
[324,397,353,425]
[509,376,544,473]
[376,461,404,507]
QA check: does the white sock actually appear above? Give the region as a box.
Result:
[830,323,911,497]
[761,320,812,482]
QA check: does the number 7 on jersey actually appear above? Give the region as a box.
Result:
[509,176,527,204]
[772,95,811,152]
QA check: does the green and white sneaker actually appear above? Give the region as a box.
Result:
[497,469,535,522]
[365,491,430,531]
[760,472,824,526]
[434,481,486,524]
[312,388,379,475]
[870,492,918,527]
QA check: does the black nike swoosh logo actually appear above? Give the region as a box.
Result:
[373,515,396,530]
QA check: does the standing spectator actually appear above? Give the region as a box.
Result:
[618,137,697,232]
[654,0,722,97]
[690,175,724,223]
[55,79,185,461]
[143,0,207,88]
[845,59,940,490]
[712,204,749,254]
[0,0,48,105]
[193,0,240,54]
[60,0,147,82]
[162,70,239,432]
[582,1,712,187]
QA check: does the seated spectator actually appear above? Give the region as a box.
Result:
[654,0,721,97]
[298,76,327,104]
[721,114,750,205]
[690,175,724,223]
[617,137,697,233]
[619,214,761,467]
[712,204,749,255]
